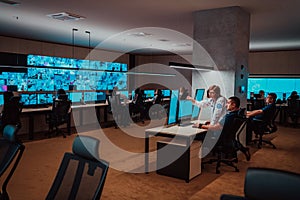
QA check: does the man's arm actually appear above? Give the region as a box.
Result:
[246,109,263,117]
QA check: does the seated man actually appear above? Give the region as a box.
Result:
[197,96,244,158]
[246,93,277,145]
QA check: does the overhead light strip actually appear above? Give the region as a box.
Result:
[169,62,213,71]
[127,72,175,77]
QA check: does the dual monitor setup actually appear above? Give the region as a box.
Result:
[167,88,205,126]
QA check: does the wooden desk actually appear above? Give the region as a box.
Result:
[145,125,206,182]
[21,102,108,140]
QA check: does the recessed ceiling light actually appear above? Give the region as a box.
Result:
[127,32,153,37]
[47,12,85,21]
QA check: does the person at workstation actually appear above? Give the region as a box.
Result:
[197,96,249,158]
[151,89,163,104]
[130,87,146,123]
[288,91,299,100]
[246,93,277,145]
[186,85,227,127]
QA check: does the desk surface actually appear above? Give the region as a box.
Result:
[22,102,108,113]
[146,124,206,137]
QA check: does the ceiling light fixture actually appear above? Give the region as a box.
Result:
[169,62,213,71]
[47,12,85,21]
[128,32,153,37]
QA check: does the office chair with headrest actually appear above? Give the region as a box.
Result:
[1,93,23,131]
[251,106,279,149]
[46,135,109,200]
[0,124,25,200]
[46,98,72,138]
[220,167,300,200]
[202,109,250,174]
[286,99,300,127]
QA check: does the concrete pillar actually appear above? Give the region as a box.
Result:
[192,6,250,107]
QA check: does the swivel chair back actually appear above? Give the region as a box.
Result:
[0,124,25,200]
[220,167,300,200]
[252,105,279,149]
[46,136,109,200]
[287,99,300,127]
[203,108,250,174]
[46,98,71,138]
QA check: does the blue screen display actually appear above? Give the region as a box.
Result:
[144,90,155,98]
[38,93,53,104]
[248,77,300,100]
[162,89,171,97]
[178,100,193,119]
[0,94,4,105]
[84,92,97,102]
[21,94,37,105]
[167,90,179,125]
[192,89,205,119]
[96,92,106,102]
[69,92,82,103]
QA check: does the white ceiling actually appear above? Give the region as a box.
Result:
[1,0,300,55]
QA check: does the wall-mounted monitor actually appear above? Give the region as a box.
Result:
[191,89,205,120]
[167,90,179,126]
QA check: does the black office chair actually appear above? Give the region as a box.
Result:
[109,94,129,128]
[202,109,250,174]
[46,135,109,200]
[1,93,23,131]
[286,99,300,127]
[46,98,72,138]
[251,107,279,149]
[220,167,300,200]
[0,124,25,200]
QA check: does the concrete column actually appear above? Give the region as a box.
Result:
[192,6,250,107]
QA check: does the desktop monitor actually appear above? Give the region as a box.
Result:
[7,85,18,92]
[69,92,82,103]
[37,93,53,105]
[167,90,179,126]
[21,93,37,107]
[131,90,135,100]
[143,90,155,99]
[178,100,193,125]
[0,94,4,105]
[96,92,106,103]
[84,92,97,103]
[191,89,205,120]
[161,89,171,97]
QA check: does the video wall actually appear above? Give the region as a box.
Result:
[0,54,128,106]
[0,54,128,92]
[247,77,300,99]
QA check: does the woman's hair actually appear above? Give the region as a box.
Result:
[208,85,221,98]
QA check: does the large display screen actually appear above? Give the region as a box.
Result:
[27,54,128,71]
[248,77,300,100]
